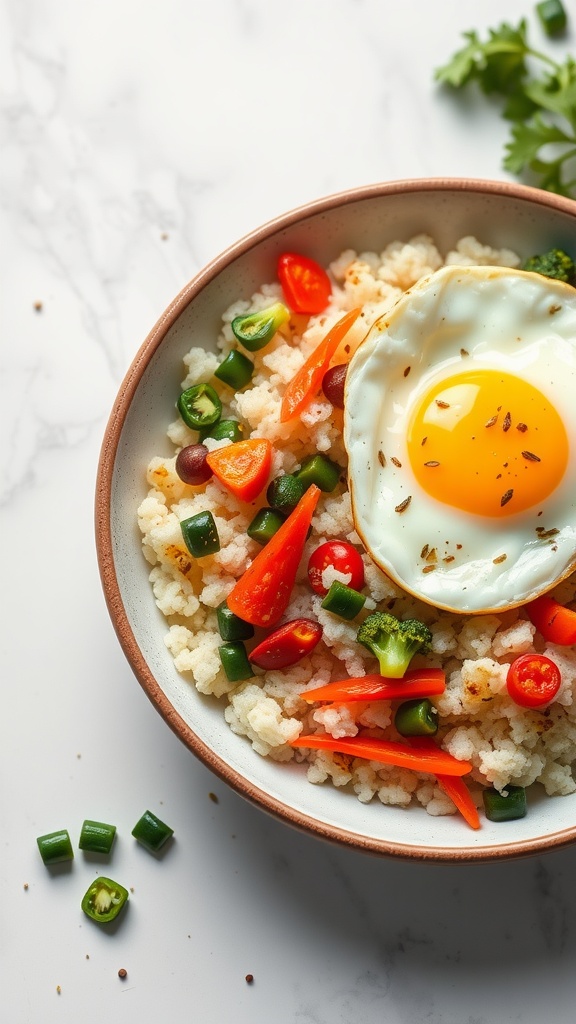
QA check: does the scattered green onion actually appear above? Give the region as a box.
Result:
[214,350,254,389]
[536,0,567,35]
[218,641,254,682]
[132,810,174,853]
[181,511,220,557]
[295,454,341,492]
[320,580,366,620]
[482,785,527,822]
[177,383,222,430]
[81,877,129,924]
[79,819,117,855]
[36,829,74,865]
[216,601,255,641]
[394,699,439,737]
[231,302,290,352]
[247,507,286,545]
[266,474,306,515]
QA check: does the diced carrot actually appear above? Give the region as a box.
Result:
[206,438,272,503]
[227,484,321,627]
[300,668,446,704]
[525,593,576,646]
[290,733,471,776]
[409,738,480,829]
[280,307,361,422]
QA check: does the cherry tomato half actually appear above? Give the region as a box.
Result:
[506,653,562,709]
[277,253,332,314]
[307,541,365,597]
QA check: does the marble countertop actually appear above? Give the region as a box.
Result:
[3,1,576,1021]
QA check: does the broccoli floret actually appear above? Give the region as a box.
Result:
[356,612,432,678]
[522,248,575,284]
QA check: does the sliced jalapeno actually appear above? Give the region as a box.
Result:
[81,876,129,924]
[231,302,290,352]
[177,383,222,430]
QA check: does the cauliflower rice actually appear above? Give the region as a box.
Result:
[137,234,576,821]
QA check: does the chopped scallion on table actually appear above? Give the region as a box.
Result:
[132,810,174,853]
[36,829,74,865]
[78,819,117,855]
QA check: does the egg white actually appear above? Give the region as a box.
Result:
[344,265,576,613]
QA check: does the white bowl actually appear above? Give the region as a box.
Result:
[96,178,576,861]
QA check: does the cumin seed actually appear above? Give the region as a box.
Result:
[516,422,528,432]
[443,555,455,563]
[502,412,511,432]
[522,450,541,462]
[422,564,436,574]
[394,496,412,514]
[493,553,507,564]
[420,544,430,559]
[378,450,386,467]
[391,456,402,468]
[403,366,411,377]
[436,399,450,409]
[500,488,514,507]
[424,460,440,468]
[485,414,498,428]
[421,436,428,446]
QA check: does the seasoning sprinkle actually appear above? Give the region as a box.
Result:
[422,564,436,574]
[436,399,450,409]
[245,974,254,984]
[118,969,128,980]
[516,422,528,432]
[522,450,541,462]
[443,555,455,563]
[493,553,507,564]
[426,547,437,563]
[502,412,511,432]
[421,436,428,446]
[391,456,402,468]
[403,366,411,377]
[420,544,430,559]
[460,348,469,356]
[485,414,498,428]
[394,495,412,513]
[536,527,559,538]
[378,450,386,467]
[424,460,440,468]
[500,488,514,507]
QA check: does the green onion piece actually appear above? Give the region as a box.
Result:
[266,474,306,515]
[36,829,74,865]
[536,0,567,35]
[218,641,254,682]
[247,507,286,545]
[214,350,254,389]
[200,418,245,443]
[231,302,290,352]
[394,698,439,737]
[216,601,255,641]
[177,383,222,430]
[320,580,366,620]
[132,810,174,853]
[482,786,527,822]
[79,819,117,855]
[181,511,220,557]
[81,876,129,923]
[295,454,341,493]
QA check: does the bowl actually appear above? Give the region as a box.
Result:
[96,178,576,862]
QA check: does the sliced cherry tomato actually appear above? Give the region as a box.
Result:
[307,541,365,596]
[277,252,332,314]
[506,653,562,709]
[249,618,322,670]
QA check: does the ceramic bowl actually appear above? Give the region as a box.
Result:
[96,178,576,861]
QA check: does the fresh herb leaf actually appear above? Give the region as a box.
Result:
[435,12,576,197]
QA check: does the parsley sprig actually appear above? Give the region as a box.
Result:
[435,17,576,197]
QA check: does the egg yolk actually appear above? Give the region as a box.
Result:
[407,369,568,517]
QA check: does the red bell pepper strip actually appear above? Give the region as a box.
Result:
[227,484,321,627]
[206,438,272,503]
[525,594,576,646]
[408,738,480,830]
[280,307,361,423]
[277,252,332,314]
[290,733,471,776]
[249,618,323,670]
[300,668,446,704]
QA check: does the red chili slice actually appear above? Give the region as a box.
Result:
[249,618,323,669]
[277,252,332,314]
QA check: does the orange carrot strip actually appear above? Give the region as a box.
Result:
[408,737,480,829]
[280,307,361,422]
[206,438,272,503]
[227,484,321,627]
[290,733,471,776]
[300,668,446,704]
[525,594,576,646]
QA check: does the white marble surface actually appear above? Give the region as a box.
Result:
[3,1,576,1021]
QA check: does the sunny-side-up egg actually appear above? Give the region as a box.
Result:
[344,264,576,613]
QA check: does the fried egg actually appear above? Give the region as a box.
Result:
[344,265,576,613]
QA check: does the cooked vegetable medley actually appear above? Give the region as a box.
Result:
[138,234,576,829]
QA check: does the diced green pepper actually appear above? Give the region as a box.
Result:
[218,641,254,682]
[36,829,74,865]
[266,474,306,515]
[132,810,174,853]
[394,698,438,737]
[200,418,245,443]
[81,877,129,924]
[214,350,254,390]
[79,819,117,855]
[231,302,290,352]
[216,601,255,641]
[482,785,527,822]
[536,0,567,35]
[321,580,366,620]
[181,511,220,557]
[177,383,222,430]
[247,507,286,545]
[295,454,341,492]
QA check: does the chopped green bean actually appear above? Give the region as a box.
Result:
[482,785,527,822]
[214,350,254,389]
[266,474,305,515]
[295,454,341,492]
[394,699,438,737]
[36,829,74,865]
[181,511,220,557]
[79,819,117,855]
[247,507,286,545]
[200,418,245,443]
[320,580,366,620]
[219,641,254,682]
[536,0,567,35]
[216,601,255,641]
[132,810,174,853]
